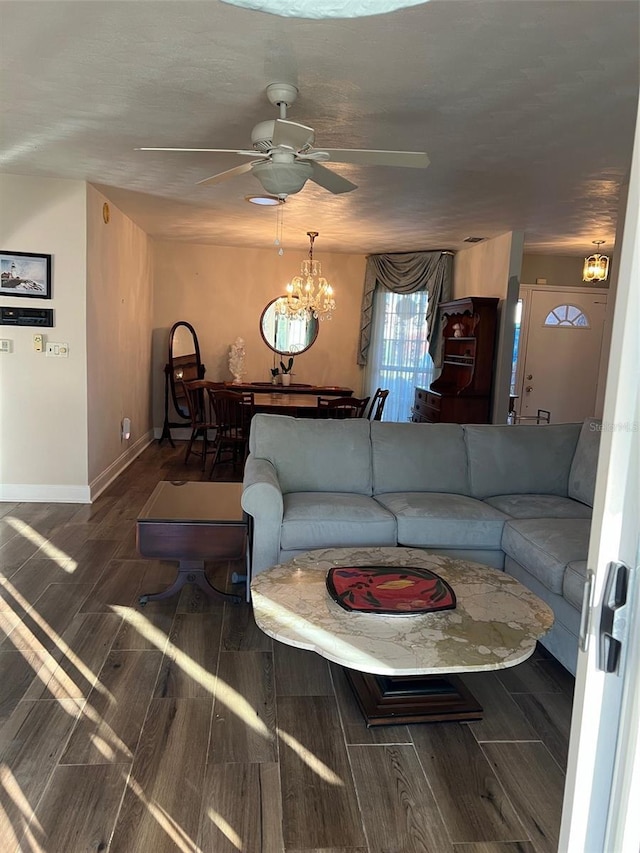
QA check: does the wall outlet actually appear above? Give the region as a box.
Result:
[0,339,12,353]
[33,334,43,352]
[45,342,69,358]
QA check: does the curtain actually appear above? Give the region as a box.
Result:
[357,251,453,367]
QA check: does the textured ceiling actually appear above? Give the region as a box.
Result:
[1,1,638,255]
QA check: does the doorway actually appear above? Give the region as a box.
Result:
[514,286,608,424]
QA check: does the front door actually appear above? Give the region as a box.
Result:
[517,288,608,423]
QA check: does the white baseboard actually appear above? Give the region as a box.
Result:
[89,430,155,501]
[0,483,92,503]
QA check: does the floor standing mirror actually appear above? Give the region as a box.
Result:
[160,321,205,445]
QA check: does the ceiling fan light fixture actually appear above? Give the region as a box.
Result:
[220,0,428,19]
[583,241,609,282]
[252,159,313,196]
[245,194,284,206]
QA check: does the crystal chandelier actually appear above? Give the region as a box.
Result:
[583,240,610,282]
[277,231,336,321]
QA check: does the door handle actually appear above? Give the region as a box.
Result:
[597,561,630,674]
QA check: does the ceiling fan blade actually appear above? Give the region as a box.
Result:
[272,119,315,151]
[309,162,357,194]
[197,162,256,186]
[137,147,265,157]
[321,149,430,168]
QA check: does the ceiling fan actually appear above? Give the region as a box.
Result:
[138,83,430,198]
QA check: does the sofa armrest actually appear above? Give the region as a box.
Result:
[242,455,284,576]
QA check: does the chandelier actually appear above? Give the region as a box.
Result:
[276,231,336,321]
[583,240,610,282]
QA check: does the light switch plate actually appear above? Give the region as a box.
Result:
[45,342,69,358]
[0,339,12,353]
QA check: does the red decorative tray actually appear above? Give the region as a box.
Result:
[326,566,456,615]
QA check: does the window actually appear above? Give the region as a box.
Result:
[544,304,590,327]
[510,298,523,395]
[366,290,434,422]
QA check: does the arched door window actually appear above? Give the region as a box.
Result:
[544,304,590,327]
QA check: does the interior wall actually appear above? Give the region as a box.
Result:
[452,231,524,424]
[522,253,611,289]
[152,241,366,428]
[0,175,89,500]
[86,186,154,490]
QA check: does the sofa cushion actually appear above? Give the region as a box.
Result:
[464,423,581,499]
[371,422,469,495]
[249,414,373,495]
[374,492,508,549]
[568,418,601,507]
[280,492,397,551]
[502,518,592,595]
[563,560,588,610]
[485,494,592,519]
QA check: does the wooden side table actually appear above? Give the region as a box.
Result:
[136,481,248,606]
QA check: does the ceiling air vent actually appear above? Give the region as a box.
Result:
[464,237,485,243]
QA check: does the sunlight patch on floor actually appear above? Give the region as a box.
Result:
[276,728,345,786]
[206,808,243,851]
[1,579,112,701]
[5,518,77,573]
[126,773,203,853]
[113,606,272,738]
[0,764,43,851]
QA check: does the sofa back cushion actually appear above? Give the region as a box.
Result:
[249,414,373,495]
[372,422,469,494]
[568,418,601,507]
[464,422,581,499]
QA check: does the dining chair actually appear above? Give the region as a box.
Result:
[208,389,254,475]
[180,380,223,469]
[317,395,370,419]
[367,388,390,421]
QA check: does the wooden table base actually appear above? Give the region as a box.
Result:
[345,669,483,726]
[138,560,243,607]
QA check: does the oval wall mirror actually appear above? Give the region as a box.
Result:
[259,298,319,356]
[167,321,204,419]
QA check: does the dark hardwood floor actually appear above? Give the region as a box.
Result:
[0,440,574,852]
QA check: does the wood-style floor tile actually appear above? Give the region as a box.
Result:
[198,762,284,853]
[154,612,224,698]
[4,583,93,652]
[221,599,272,650]
[496,659,565,695]
[28,764,127,853]
[510,691,573,770]
[461,672,539,743]
[0,698,83,847]
[111,565,178,651]
[451,843,536,852]
[210,651,277,763]
[0,533,41,579]
[274,643,333,696]
[0,651,47,725]
[21,612,121,701]
[411,723,528,844]
[110,697,211,853]
[349,743,453,852]
[79,558,147,613]
[278,695,367,850]
[330,662,412,745]
[2,559,79,610]
[481,742,565,853]
[61,648,163,765]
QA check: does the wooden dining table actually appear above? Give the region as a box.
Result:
[252,392,322,416]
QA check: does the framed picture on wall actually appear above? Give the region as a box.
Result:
[0,251,52,299]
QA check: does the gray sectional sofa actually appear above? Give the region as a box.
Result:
[242,414,601,675]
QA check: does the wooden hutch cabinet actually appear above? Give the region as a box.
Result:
[412,296,499,424]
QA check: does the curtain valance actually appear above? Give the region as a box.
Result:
[357,251,453,366]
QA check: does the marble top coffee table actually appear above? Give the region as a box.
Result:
[251,547,554,725]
